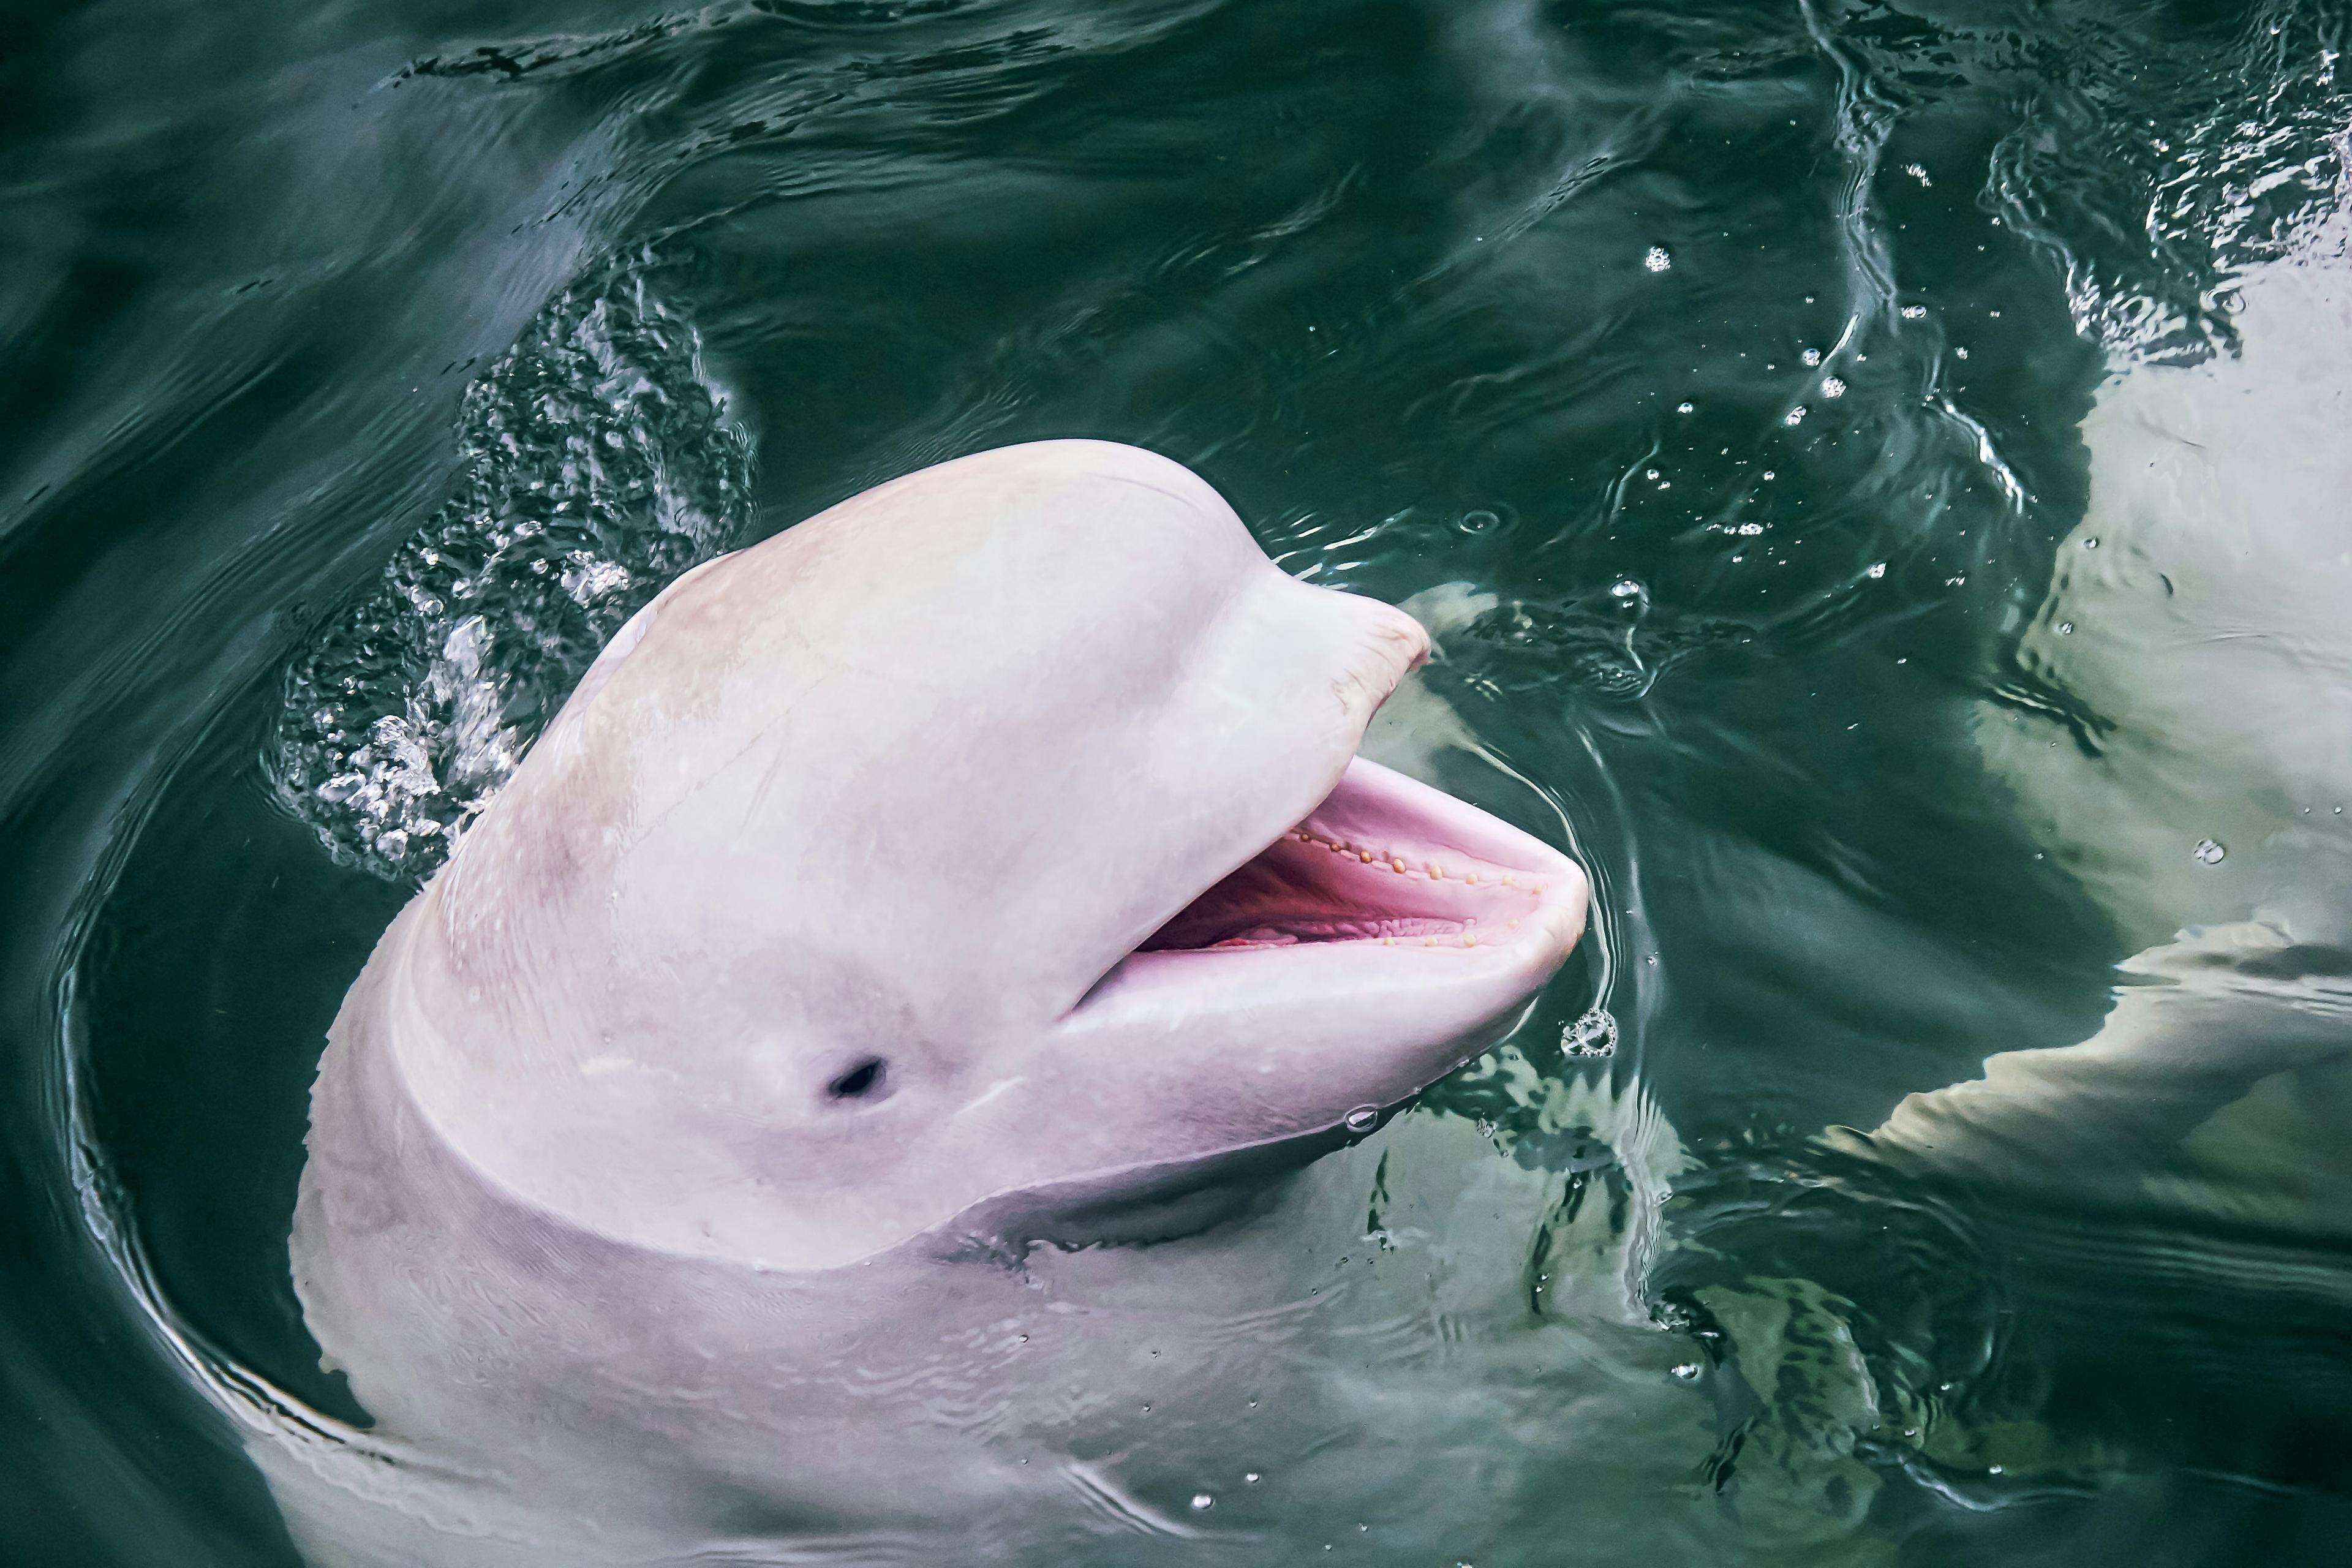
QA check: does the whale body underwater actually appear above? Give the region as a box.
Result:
[1871,239,2352,1223]
[257,440,1596,1565]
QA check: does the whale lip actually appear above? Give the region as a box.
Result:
[1074,753,1589,1025]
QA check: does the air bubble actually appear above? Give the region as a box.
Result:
[1820,376,1846,398]
[1191,1494,1215,1512]
[2057,622,2073,635]
[1866,562,1886,579]
[1457,508,1499,535]
[1344,1106,1379,1132]
[1643,246,1672,273]
[1563,1008,1618,1058]
[1670,1362,1702,1381]
[1901,304,1928,319]
[1784,406,1807,425]
[2193,839,2226,865]
[2083,536,2099,549]
[560,555,632,606]
[1676,401,1694,413]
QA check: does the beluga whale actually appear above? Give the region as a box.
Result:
[262,440,1592,1566]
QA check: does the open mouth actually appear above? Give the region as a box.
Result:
[1139,755,1577,957]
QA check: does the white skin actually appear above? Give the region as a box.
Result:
[271,440,1593,1563]
[1877,235,2352,1218]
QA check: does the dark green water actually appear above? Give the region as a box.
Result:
[6,0,2352,1561]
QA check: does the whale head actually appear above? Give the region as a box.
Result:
[377,439,1588,1270]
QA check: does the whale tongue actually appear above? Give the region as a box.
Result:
[1139,756,1560,954]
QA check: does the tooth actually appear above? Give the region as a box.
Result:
[1390,857,1406,873]
[1498,875,1513,886]
[1465,872,1478,885]
[1382,937,1395,946]
[1509,918,1520,928]
[1423,935,1439,946]
[1462,933,1477,947]
[1359,850,1375,863]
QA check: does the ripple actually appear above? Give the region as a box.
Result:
[1986,7,2352,362]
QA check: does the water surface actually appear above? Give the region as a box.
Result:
[6,0,2351,1561]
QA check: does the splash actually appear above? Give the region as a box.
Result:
[269,265,755,878]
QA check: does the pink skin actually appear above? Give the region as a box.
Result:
[1074,758,1588,1139]
[1144,756,1578,952]
[270,441,1591,1562]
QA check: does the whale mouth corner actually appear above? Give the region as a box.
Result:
[1133,755,1586,967]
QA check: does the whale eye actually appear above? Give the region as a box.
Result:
[826,1057,889,1102]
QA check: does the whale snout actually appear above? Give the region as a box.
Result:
[1327,592,1433,726]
